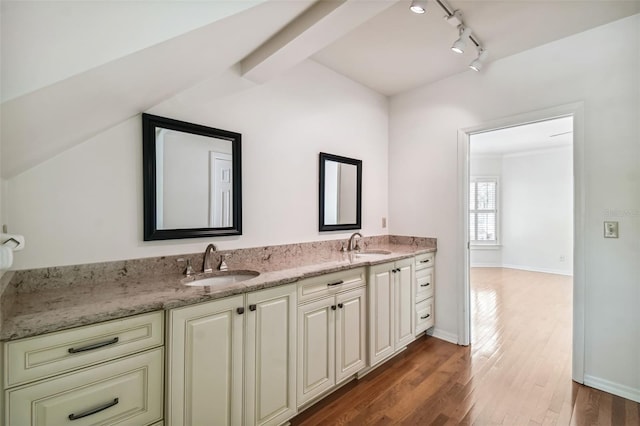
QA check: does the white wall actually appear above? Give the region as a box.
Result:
[1,0,266,101]
[0,142,4,279]
[7,60,389,269]
[470,148,574,275]
[389,15,639,399]
[469,155,502,267]
[501,147,573,275]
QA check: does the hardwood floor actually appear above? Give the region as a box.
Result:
[290,268,640,425]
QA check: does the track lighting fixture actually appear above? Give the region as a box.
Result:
[469,48,489,72]
[410,0,489,71]
[451,27,472,54]
[409,0,428,14]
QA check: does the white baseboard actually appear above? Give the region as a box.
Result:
[470,263,503,268]
[429,328,459,345]
[584,374,640,403]
[498,264,573,276]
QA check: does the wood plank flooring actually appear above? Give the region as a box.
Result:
[290,268,640,425]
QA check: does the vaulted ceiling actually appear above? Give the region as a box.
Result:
[2,0,638,179]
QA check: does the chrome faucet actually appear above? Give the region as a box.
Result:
[347,232,362,251]
[203,244,216,273]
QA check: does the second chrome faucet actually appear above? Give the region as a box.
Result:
[347,232,362,251]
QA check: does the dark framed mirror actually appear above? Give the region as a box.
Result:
[319,152,362,232]
[142,113,242,240]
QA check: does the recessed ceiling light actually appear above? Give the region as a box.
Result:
[410,0,428,14]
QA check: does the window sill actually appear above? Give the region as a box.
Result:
[470,244,502,250]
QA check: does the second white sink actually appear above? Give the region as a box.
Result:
[183,271,260,287]
[356,249,392,256]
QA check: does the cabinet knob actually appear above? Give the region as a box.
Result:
[392,269,397,274]
[237,307,245,315]
[338,303,344,309]
[249,304,257,311]
[331,305,337,310]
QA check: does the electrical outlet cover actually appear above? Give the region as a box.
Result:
[604,221,619,238]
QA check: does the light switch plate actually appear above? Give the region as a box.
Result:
[604,221,619,238]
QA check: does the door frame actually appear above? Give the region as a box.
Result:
[456,102,585,383]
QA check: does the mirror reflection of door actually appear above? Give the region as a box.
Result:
[155,128,233,230]
[324,161,357,225]
[210,152,233,227]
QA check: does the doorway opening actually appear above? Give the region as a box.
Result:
[457,103,585,384]
[469,117,574,379]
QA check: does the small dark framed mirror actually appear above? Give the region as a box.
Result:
[319,152,362,232]
[142,113,242,240]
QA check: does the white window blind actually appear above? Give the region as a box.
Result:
[470,178,498,242]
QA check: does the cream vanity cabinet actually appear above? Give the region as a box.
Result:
[3,311,164,426]
[296,268,366,407]
[415,252,435,335]
[368,257,415,367]
[166,284,297,426]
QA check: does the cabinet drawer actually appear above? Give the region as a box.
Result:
[4,311,164,387]
[5,347,163,426]
[415,252,435,271]
[297,268,365,303]
[415,297,434,334]
[415,267,434,301]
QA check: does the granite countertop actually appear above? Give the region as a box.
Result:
[0,237,436,341]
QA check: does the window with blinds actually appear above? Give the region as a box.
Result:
[470,178,498,243]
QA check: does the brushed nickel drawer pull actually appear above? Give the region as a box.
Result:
[420,314,431,320]
[68,337,119,354]
[327,280,344,287]
[69,397,119,420]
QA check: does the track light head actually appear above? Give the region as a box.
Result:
[410,0,428,14]
[451,27,472,54]
[469,48,489,72]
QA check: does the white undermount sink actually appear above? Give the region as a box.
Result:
[355,249,392,256]
[182,270,260,287]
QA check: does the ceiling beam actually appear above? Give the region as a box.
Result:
[241,0,400,84]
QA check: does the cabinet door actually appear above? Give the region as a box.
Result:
[245,284,297,426]
[368,263,395,367]
[167,295,244,426]
[297,296,335,406]
[335,287,366,383]
[395,258,416,349]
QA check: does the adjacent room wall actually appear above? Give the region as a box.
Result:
[389,15,639,400]
[470,148,573,275]
[7,60,389,269]
[501,147,573,275]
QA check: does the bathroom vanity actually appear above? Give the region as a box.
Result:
[0,237,435,426]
